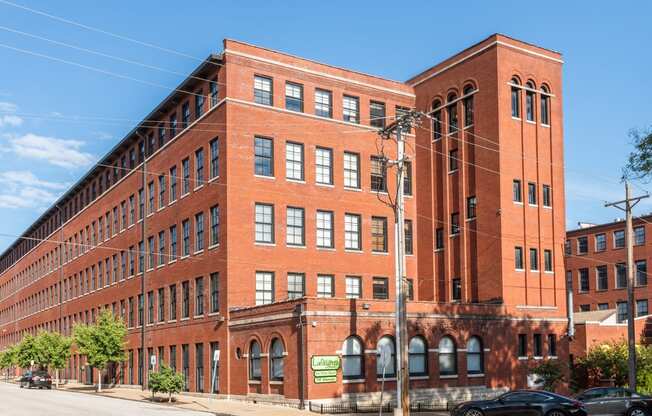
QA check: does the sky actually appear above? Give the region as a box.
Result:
[0,0,650,252]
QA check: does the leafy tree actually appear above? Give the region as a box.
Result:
[73,310,127,392]
[623,127,652,180]
[148,364,185,402]
[15,334,41,369]
[0,345,17,380]
[531,359,565,391]
[35,331,72,388]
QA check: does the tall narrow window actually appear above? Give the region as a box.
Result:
[287,273,305,299]
[158,175,166,209]
[404,220,413,255]
[195,212,204,252]
[255,203,274,243]
[169,284,177,320]
[286,207,305,246]
[182,219,190,256]
[533,333,542,357]
[371,216,388,252]
[467,196,477,219]
[371,156,387,192]
[435,228,444,249]
[210,205,219,246]
[530,248,539,271]
[342,337,363,379]
[544,249,553,272]
[528,182,537,205]
[438,336,457,375]
[403,161,412,196]
[542,185,552,207]
[345,276,361,299]
[254,75,272,106]
[343,95,359,123]
[158,231,165,266]
[452,278,462,301]
[636,260,647,286]
[518,334,527,357]
[450,212,460,235]
[316,210,334,248]
[317,274,334,298]
[195,148,204,186]
[210,79,219,107]
[377,338,396,378]
[373,277,389,299]
[540,85,550,125]
[370,101,386,128]
[285,142,304,181]
[343,152,360,189]
[408,336,427,376]
[182,281,190,318]
[614,230,626,248]
[315,147,333,185]
[285,82,303,112]
[181,101,190,128]
[169,166,177,202]
[547,334,557,357]
[447,93,458,134]
[195,276,204,316]
[210,138,219,179]
[515,246,524,270]
[147,182,155,215]
[467,336,483,374]
[169,114,177,138]
[254,137,274,177]
[597,265,609,291]
[513,179,522,202]
[210,272,219,313]
[525,81,535,122]
[579,268,590,292]
[617,301,628,323]
[270,338,284,381]
[255,271,274,305]
[169,225,177,261]
[182,158,190,195]
[449,149,459,172]
[195,91,204,119]
[511,77,521,118]
[315,89,332,118]
[635,226,646,246]
[195,343,204,392]
[463,85,474,127]
[432,100,442,140]
[344,213,361,250]
[249,341,261,381]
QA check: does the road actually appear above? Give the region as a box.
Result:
[0,382,210,416]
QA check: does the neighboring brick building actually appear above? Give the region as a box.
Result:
[0,34,568,405]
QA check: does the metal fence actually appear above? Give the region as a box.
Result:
[308,401,454,414]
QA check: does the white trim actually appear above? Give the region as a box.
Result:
[224,48,415,98]
[468,373,485,378]
[439,375,458,379]
[342,378,366,384]
[409,375,430,380]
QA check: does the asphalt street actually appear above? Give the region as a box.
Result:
[0,382,210,416]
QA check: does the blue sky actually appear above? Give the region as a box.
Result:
[0,0,650,252]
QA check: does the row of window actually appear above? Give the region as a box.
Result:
[430,86,476,141]
[567,226,646,256]
[512,179,552,207]
[578,299,650,323]
[517,333,558,358]
[514,246,554,272]
[510,77,552,125]
[573,260,648,293]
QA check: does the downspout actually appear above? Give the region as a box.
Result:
[566,271,575,338]
[296,302,306,409]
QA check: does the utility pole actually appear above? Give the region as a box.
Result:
[605,181,649,391]
[379,110,421,416]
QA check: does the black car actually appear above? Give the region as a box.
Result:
[18,370,52,389]
[577,387,652,416]
[450,390,587,416]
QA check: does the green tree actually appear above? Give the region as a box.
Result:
[148,364,185,402]
[0,345,17,380]
[623,127,652,180]
[15,334,41,369]
[73,310,127,392]
[531,359,565,391]
[35,331,72,388]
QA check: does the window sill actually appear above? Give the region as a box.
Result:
[169,200,177,206]
[147,213,155,218]
[316,247,336,252]
[377,377,396,382]
[439,375,458,379]
[465,217,476,222]
[530,270,540,273]
[544,271,554,275]
[194,250,205,255]
[167,320,177,324]
[543,205,552,209]
[526,120,537,125]
[345,249,363,253]
[468,373,485,378]
[287,245,306,249]
[512,116,521,121]
[372,251,389,256]
[194,185,204,191]
[180,317,190,322]
[515,268,524,272]
[448,170,458,175]
[518,356,528,361]
[344,187,362,192]
[541,123,550,128]
[316,182,335,188]
[533,356,544,360]
[255,242,276,247]
[513,201,523,205]
[409,375,430,380]
[168,259,177,265]
[528,204,538,208]
[157,206,165,212]
[208,244,220,250]
[194,315,204,319]
[549,356,558,360]
[434,248,444,253]
[286,178,305,184]
[269,380,283,385]
[180,193,190,199]
[254,175,275,180]
[450,233,460,238]
[342,378,365,384]
[248,380,261,385]
[208,176,220,183]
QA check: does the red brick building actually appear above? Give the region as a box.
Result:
[0,34,568,406]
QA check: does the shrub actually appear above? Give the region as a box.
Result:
[148,364,185,402]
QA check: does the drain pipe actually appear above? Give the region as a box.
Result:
[296,302,306,409]
[566,272,575,338]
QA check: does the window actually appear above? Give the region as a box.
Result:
[195,343,204,392]
[404,220,413,255]
[195,91,204,119]
[438,336,457,375]
[377,336,396,378]
[370,101,386,128]
[169,284,177,320]
[371,217,388,252]
[467,336,483,374]
[597,266,608,291]
[595,234,606,251]
[249,341,261,380]
[317,274,334,298]
[343,95,359,123]
[182,281,190,318]
[285,142,304,181]
[315,89,332,118]
[614,230,625,248]
[467,196,477,219]
[254,137,273,177]
[447,94,458,134]
[403,160,412,196]
[635,226,646,246]
[195,277,204,316]
[432,100,442,140]
[195,148,204,186]
[371,156,387,192]
[579,268,590,292]
[544,249,553,272]
[158,232,166,266]
[345,276,361,299]
[511,78,521,118]
[616,263,627,289]
[285,82,303,112]
[158,288,165,322]
[518,334,527,357]
[345,213,361,250]
[408,336,427,376]
[578,237,589,254]
[545,334,557,358]
[169,225,177,261]
[637,299,648,317]
[210,205,220,246]
[147,291,154,324]
[147,182,155,214]
[182,101,190,128]
[286,207,305,246]
[513,180,522,202]
[449,149,459,172]
[564,240,571,255]
[533,333,542,357]
[182,220,190,256]
[210,272,219,313]
[435,228,444,250]
[255,271,274,305]
[373,277,389,300]
[515,247,524,270]
[182,158,190,195]
[270,338,284,381]
[195,212,204,252]
[637,260,647,286]
[617,301,628,323]
[254,75,272,106]
[542,185,552,207]
[525,82,535,122]
[138,294,144,326]
[342,336,363,379]
[580,304,590,312]
[169,166,177,202]
[315,147,333,185]
[343,152,360,189]
[463,85,474,127]
[169,114,177,138]
[210,79,218,107]
[255,203,274,243]
[452,278,461,301]
[169,345,177,371]
[287,273,305,299]
[528,182,537,205]
[138,240,145,272]
[450,212,460,235]
[540,85,550,125]
[316,210,334,248]
[210,138,219,179]
[158,175,166,208]
[598,303,610,310]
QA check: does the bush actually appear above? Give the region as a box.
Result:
[531,360,565,391]
[148,364,185,402]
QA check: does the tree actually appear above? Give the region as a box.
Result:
[73,310,127,392]
[35,331,72,388]
[148,364,185,402]
[15,334,41,370]
[531,359,565,391]
[0,345,17,380]
[623,127,652,180]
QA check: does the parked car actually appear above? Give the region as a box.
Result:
[18,370,52,389]
[576,387,652,416]
[450,390,587,416]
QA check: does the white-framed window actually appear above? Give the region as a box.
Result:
[343,152,360,189]
[285,141,304,181]
[342,336,363,379]
[344,213,361,250]
[635,226,646,246]
[287,273,305,299]
[343,95,359,123]
[255,271,274,305]
[316,210,334,248]
[614,230,625,248]
[254,75,272,106]
[408,336,427,376]
[317,274,334,298]
[286,207,305,246]
[315,147,333,185]
[345,276,361,299]
[285,82,303,112]
[315,89,332,118]
[376,336,396,378]
[255,203,274,243]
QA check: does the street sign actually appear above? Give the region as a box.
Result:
[150,355,156,367]
[314,369,337,377]
[314,376,337,384]
[310,355,340,371]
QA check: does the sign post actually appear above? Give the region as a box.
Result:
[210,349,220,400]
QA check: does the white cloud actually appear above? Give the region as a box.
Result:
[0,171,66,209]
[0,102,17,113]
[93,131,113,141]
[6,133,95,168]
[0,170,68,190]
[0,114,23,127]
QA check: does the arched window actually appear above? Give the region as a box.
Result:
[342,336,364,379]
[432,99,442,140]
[463,85,475,127]
[447,93,458,134]
[408,336,428,376]
[525,81,535,122]
[270,338,284,381]
[249,340,261,380]
[376,336,396,378]
[467,336,483,374]
[438,336,457,375]
[540,85,550,125]
[510,77,521,118]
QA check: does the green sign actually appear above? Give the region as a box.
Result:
[314,375,337,384]
[311,355,340,371]
[314,369,338,377]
